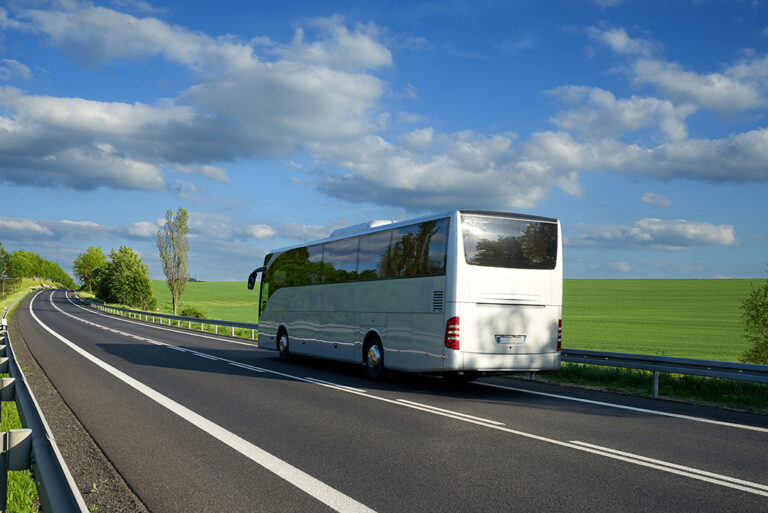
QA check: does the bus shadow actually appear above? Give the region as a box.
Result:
[91,341,702,422]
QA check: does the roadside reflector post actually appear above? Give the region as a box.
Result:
[0,428,33,513]
[652,371,660,398]
[232,326,235,336]
[252,329,255,340]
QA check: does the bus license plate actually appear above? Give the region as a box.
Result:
[496,335,525,345]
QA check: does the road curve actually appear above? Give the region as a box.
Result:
[12,289,768,512]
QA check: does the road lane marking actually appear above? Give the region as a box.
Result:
[64,290,768,435]
[33,291,375,513]
[48,291,768,497]
[478,382,768,434]
[570,441,768,493]
[395,399,505,426]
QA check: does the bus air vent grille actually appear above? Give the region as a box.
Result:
[432,291,444,312]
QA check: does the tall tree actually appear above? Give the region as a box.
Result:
[73,246,106,293]
[0,243,11,296]
[157,207,189,315]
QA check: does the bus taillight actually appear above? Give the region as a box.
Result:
[445,317,460,350]
[557,319,562,351]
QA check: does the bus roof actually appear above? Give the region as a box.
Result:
[263,210,559,254]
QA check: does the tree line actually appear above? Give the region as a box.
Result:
[0,243,76,296]
[72,207,189,314]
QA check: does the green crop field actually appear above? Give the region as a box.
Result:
[563,279,762,362]
[153,279,764,362]
[152,280,260,323]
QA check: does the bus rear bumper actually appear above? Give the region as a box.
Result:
[450,350,561,372]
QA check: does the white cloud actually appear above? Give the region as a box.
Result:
[244,225,276,239]
[0,216,53,238]
[272,17,392,71]
[122,221,161,239]
[0,59,32,80]
[547,86,695,141]
[632,58,766,114]
[175,164,230,183]
[571,218,738,250]
[588,26,768,114]
[641,193,672,207]
[587,26,655,57]
[0,8,388,192]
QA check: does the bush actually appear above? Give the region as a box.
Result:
[179,305,207,319]
[741,281,768,364]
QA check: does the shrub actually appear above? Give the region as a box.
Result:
[179,305,207,319]
[741,281,768,364]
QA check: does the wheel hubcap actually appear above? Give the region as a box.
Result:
[367,344,381,369]
[279,335,288,353]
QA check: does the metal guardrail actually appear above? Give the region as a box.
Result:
[77,296,258,338]
[561,348,768,398]
[79,295,768,400]
[2,294,88,512]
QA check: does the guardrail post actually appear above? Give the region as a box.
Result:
[652,371,660,398]
[0,379,15,426]
[0,429,33,513]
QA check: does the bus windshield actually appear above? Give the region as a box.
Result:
[462,214,557,270]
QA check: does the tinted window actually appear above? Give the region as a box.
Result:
[358,230,392,281]
[462,215,557,269]
[380,219,449,278]
[323,238,358,283]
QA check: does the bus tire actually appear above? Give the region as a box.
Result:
[364,337,385,380]
[277,329,291,362]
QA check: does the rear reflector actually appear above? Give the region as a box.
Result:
[445,316,460,350]
[557,319,562,351]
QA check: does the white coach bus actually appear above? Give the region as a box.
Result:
[247,210,562,380]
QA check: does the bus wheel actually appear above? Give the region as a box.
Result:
[278,330,291,362]
[364,338,385,380]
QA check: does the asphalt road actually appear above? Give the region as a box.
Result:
[12,289,768,512]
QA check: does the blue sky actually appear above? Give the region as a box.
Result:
[1,0,767,282]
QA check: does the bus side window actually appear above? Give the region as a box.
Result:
[358,230,393,280]
[323,238,359,283]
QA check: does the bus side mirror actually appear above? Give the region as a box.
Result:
[247,267,266,290]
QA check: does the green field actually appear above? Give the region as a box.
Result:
[152,278,764,362]
[152,280,260,323]
[563,279,761,361]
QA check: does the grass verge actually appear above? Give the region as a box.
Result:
[2,284,43,512]
[538,363,768,413]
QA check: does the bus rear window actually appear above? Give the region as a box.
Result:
[462,215,557,270]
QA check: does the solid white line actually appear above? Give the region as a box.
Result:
[570,441,768,492]
[395,399,505,426]
[33,291,375,513]
[47,291,768,498]
[478,382,768,433]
